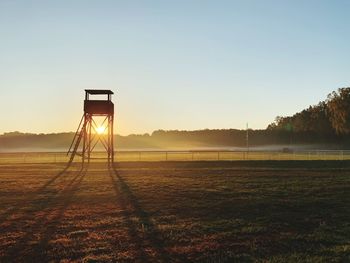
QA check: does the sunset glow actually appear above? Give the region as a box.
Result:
[96,126,106,135]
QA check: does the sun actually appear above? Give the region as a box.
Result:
[96,126,106,134]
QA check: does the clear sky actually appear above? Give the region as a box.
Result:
[1,0,350,135]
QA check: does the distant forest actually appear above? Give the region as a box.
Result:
[267,87,350,142]
[1,88,350,151]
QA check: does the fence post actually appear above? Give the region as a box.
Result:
[139,151,141,161]
[192,152,194,161]
[217,152,220,161]
[165,152,168,161]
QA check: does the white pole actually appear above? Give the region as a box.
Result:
[246,123,249,152]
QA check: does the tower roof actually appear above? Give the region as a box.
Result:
[85,89,114,95]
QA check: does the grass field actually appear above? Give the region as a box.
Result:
[0,158,350,262]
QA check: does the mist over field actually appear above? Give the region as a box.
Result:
[0,130,344,153]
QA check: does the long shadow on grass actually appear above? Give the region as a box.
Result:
[109,163,171,263]
[108,166,149,262]
[0,162,73,225]
[0,165,88,262]
[29,165,88,261]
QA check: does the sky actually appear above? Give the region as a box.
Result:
[1,0,350,135]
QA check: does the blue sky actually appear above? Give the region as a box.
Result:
[1,0,349,135]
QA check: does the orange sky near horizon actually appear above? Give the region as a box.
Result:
[1,1,350,135]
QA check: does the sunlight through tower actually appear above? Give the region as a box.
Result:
[67,90,115,165]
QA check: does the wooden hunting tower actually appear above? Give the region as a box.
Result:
[67,89,115,164]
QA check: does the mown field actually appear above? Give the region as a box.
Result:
[0,159,350,262]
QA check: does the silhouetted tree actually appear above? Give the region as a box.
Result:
[327,87,350,135]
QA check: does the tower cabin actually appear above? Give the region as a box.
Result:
[84,89,114,115]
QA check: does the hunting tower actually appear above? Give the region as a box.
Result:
[68,89,115,164]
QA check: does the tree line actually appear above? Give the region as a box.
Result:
[266,87,350,144]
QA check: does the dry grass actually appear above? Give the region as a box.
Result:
[0,159,350,262]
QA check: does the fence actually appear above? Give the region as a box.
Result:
[0,150,350,164]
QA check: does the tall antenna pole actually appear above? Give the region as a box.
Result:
[246,122,249,152]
